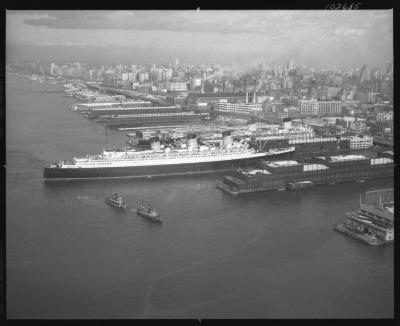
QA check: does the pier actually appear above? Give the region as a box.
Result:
[334,188,394,245]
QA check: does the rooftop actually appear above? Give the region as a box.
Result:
[263,160,299,168]
[241,169,271,175]
[75,100,148,107]
[192,93,246,98]
[329,155,366,162]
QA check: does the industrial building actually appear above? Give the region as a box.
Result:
[299,99,342,117]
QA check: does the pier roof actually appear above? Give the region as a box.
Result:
[329,155,366,162]
[264,160,299,168]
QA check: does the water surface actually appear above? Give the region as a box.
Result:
[6,74,393,318]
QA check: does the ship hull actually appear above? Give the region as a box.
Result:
[43,157,262,180]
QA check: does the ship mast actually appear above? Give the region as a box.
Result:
[105,127,110,150]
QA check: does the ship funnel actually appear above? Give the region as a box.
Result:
[222,130,233,148]
[283,117,292,130]
[186,133,198,151]
[150,136,161,151]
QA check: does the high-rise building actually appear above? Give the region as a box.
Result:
[368,91,377,104]
[245,91,256,104]
[50,63,56,75]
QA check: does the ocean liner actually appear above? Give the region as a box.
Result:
[43,132,271,180]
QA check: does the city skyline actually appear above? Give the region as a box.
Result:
[6,10,393,69]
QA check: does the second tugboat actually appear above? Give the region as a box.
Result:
[105,193,127,209]
[137,200,162,223]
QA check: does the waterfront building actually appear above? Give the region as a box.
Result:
[187,93,246,107]
[71,100,152,113]
[336,189,394,245]
[217,153,393,196]
[214,102,263,115]
[104,111,211,128]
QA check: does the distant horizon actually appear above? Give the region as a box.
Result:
[6,44,392,72]
[6,10,393,70]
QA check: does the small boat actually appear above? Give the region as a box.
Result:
[105,193,127,209]
[137,201,162,223]
[286,181,314,191]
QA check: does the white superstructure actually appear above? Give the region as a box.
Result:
[51,141,266,169]
[265,146,296,155]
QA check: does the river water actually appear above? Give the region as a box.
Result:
[6,74,394,318]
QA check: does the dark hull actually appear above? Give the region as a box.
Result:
[43,157,262,180]
[137,211,162,223]
[105,198,127,209]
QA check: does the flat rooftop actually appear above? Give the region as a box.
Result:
[329,155,366,162]
[192,93,246,98]
[240,169,271,176]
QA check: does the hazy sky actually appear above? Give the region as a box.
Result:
[6,10,393,68]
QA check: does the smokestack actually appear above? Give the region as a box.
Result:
[186,133,198,150]
[222,80,225,93]
[283,117,292,130]
[150,136,161,150]
[222,130,233,148]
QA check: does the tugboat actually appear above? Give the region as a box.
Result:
[105,193,127,209]
[286,181,314,191]
[137,200,162,223]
